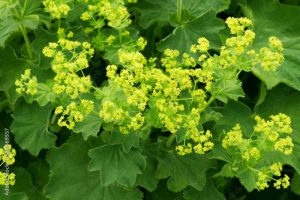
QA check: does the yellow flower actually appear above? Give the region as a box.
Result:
[137,37,147,50]
[222,124,244,148]
[274,136,294,155]
[81,12,92,21]
[270,162,283,176]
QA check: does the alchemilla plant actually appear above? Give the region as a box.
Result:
[1,0,300,199]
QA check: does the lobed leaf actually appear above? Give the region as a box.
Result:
[155,153,215,192]
[240,0,300,91]
[10,101,56,156]
[45,135,143,200]
[88,144,146,187]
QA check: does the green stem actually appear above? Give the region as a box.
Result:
[118,29,122,43]
[51,113,57,125]
[177,97,193,101]
[22,0,28,17]
[19,24,33,60]
[201,96,216,111]
[166,134,176,148]
[177,0,182,23]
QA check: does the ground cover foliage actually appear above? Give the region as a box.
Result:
[0,0,300,199]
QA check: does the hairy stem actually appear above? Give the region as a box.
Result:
[201,96,216,111]
[177,0,182,23]
[51,113,57,125]
[166,134,176,148]
[19,24,33,60]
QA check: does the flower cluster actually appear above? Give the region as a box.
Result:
[0,172,15,186]
[41,29,95,130]
[255,113,293,154]
[191,37,210,53]
[225,17,284,71]
[98,17,285,155]
[80,0,135,30]
[258,37,284,71]
[55,100,94,129]
[104,31,147,53]
[222,113,293,190]
[223,113,293,158]
[176,130,214,156]
[15,69,38,95]
[0,145,16,166]
[222,124,243,149]
[161,49,196,69]
[42,0,71,19]
[0,145,16,186]
[42,31,94,99]
[102,46,215,152]
[98,97,145,134]
[192,17,284,77]
[256,162,290,190]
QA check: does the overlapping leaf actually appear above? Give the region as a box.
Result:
[240,0,300,91]
[0,47,28,91]
[0,0,42,47]
[88,144,146,187]
[214,100,254,136]
[136,157,159,192]
[74,113,103,140]
[10,101,56,156]
[155,153,215,192]
[136,0,230,52]
[183,179,226,200]
[45,135,143,200]
[255,84,300,174]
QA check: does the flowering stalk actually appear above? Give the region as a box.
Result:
[177,0,182,23]
[19,24,33,60]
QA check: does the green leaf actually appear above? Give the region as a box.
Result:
[183,179,226,200]
[136,157,159,192]
[88,144,146,187]
[73,112,103,140]
[27,160,49,190]
[150,180,184,200]
[10,101,56,156]
[155,153,215,192]
[23,14,39,30]
[240,0,300,91]
[136,0,230,52]
[0,0,43,48]
[145,108,163,128]
[214,100,254,137]
[136,0,230,29]
[24,82,56,106]
[0,47,28,91]
[31,29,57,69]
[212,78,244,103]
[211,69,245,103]
[237,168,257,192]
[255,84,300,174]
[45,135,143,200]
[0,18,19,47]
[291,172,300,195]
[100,129,140,152]
[207,144,232,163]
[157,11,225,52]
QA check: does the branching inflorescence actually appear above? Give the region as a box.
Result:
[222,113,293,190]
[14,0,291,192]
